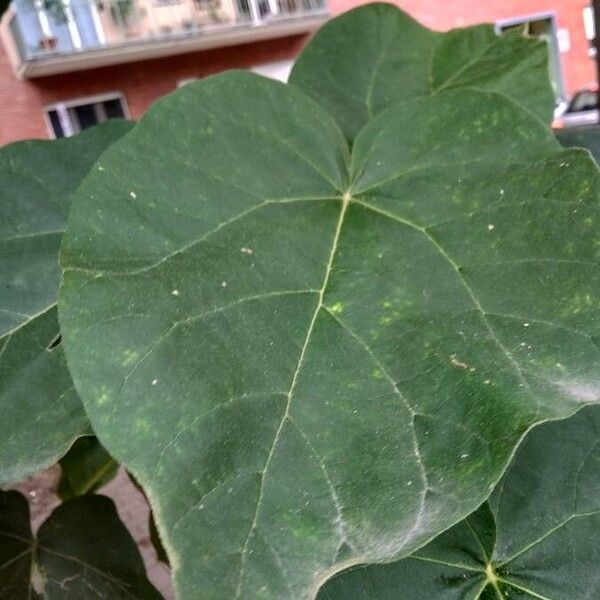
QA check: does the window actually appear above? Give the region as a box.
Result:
[45,93,129,138]
[496,13,565,102]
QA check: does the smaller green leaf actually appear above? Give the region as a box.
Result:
[57,436,119,500]
[290,2,554,140]
[318,405,600,599]
[0,119,133,485]
[0,490,162,599]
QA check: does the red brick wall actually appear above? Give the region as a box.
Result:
[0,35,305,144]
[0,0,596,145]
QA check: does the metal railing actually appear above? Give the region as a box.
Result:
[8,0,326,60]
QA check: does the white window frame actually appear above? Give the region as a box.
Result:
[43,91,130,138]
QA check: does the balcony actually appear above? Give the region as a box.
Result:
[1,0,327,77]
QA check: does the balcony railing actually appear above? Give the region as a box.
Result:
[3,0,327,76]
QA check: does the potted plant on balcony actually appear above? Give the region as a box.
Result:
[42,0,67,21]
[109,0,134,25]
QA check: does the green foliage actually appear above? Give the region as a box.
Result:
[110,0,135,23]
[0,120,133,485]
[59,63,599,600]
[0,4,598,599]
[319,405,600,599]
[57,436,119,499]
[41,0,68,23]
[0,490,160,598]
[290,3,555,141]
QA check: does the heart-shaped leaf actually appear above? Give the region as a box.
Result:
[290,3,554,141]
[0,490,161,598]
[319,404,600,599]
[0,120,133,484]
[59,73,600,599]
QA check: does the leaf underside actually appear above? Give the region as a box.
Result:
[0,490,161,599]
[0,120,134,484]
[320,405,600,599]
[59,70,600,600]
[289,2,555,142]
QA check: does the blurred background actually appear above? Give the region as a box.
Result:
[1,0,600,145]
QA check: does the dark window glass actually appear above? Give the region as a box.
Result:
[46,96,126,137]
[48,110,64,138]
[103,98,125,119]
[74,103,99,130]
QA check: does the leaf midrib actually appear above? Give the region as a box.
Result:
[234,192,351,598]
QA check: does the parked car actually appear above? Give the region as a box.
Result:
[553,88,600,128]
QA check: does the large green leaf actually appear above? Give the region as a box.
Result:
[0,120,133,484]
[319,404,600,599]
[290,3,554,141]
[59,73,600,599]
[0,490,162,598]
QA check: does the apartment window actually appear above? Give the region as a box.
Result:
[45,93,129,138]
[496,13,565,102]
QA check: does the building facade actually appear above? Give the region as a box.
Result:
[0,0,596,145]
